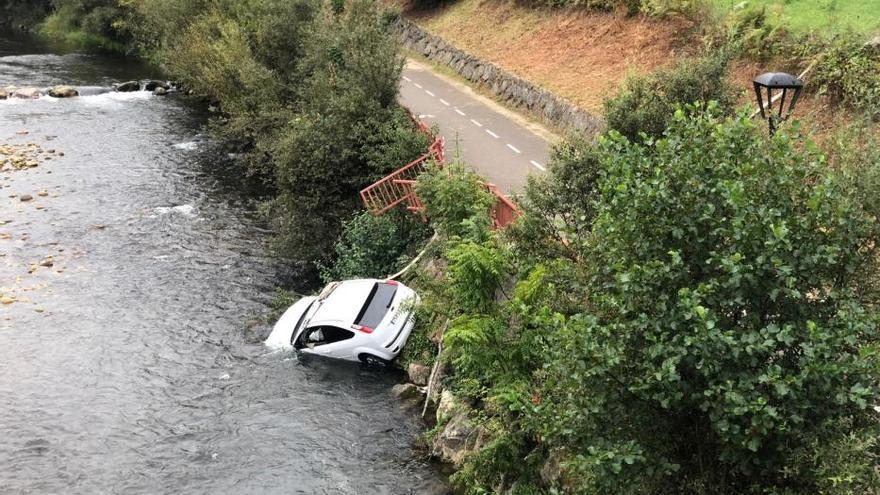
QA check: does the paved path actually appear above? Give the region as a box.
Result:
[399,59,555,193]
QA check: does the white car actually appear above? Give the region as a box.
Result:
[265,278,419,365]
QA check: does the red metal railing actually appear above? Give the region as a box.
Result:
[360,135,443,215]
[484,183,520,229]
[360,113,519,229]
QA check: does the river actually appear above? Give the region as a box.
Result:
[0,32,446,494]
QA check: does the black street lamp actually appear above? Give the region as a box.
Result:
[753,72,804,135]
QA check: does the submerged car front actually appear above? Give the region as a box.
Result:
[264,295,318,350]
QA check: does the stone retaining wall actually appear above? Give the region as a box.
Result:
[399,18,603,136]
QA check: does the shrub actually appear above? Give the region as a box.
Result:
[319,208,432,283]
[416,161,495,240]
[510,135,602,262]
[445,240,509,313]
[535,105,880,493]
[640,0,711,23]
[39,0,132,50]
[809,33,880,119]
[267,0,430,265]
[603,51,737,142]
[721,3,788,61]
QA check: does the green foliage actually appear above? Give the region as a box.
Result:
[268,287,300,321]
[444,315,507,380]
[0,0,52,28]
[510,135,601,263]
[266,1,428,264]
[721,3,788,60]
[319,208,432,283]
[809,33,880,119]
[398,314,437,367]
[708,0,880,35]
[640,0,711,21]
[415,106,880,494]
[38,0,131,50]
[827,121,880,306]
[535,106,880,492]
[446,240,509,313]
[125,0,431,271]
[39,2,128,51]
[603,52,737,142]
[416,161,495,239]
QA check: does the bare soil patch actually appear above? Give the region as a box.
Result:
[404,0,693,113]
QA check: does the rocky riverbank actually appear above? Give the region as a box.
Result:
[0,79,177,100]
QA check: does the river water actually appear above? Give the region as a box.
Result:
[0,33,446,494]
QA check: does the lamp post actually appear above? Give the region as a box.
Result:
[753,72,804,135]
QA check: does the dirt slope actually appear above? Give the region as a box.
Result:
[403,0,694,113]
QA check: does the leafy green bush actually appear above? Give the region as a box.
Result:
[809,33,880,119]
[534,106,880,493]
[39,2,129,51]
[419,106,880,494]
[445,240,509,313]
[319,208,432,283]
[416,161,495,240]
[603,52,737,142]
[510,135,602,263]
[721,3,788,60]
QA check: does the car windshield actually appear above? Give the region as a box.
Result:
[354,282,397,329]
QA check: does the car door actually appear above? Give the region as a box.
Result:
[298,325,356,359]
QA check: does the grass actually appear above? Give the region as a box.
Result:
[709,0,880,34]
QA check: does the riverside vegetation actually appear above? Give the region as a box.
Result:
[325,50,880,493]
[24,0,880,493]
[330,54,879,493]
[394,110,880,493]
[17,0,432,281]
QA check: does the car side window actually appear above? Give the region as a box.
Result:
[303,326,354,347]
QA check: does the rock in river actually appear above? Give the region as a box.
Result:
[153,87,168,96]
[392,382,422,401]
[407,362,430,386]
[12,87,41,99]
[48,85,78,98]
[144,80,168,91]
[115,81,140,92]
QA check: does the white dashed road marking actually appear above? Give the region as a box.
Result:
[439,99,450,106]
[425,90,435,97]
[454,108,466,116]
[418,114,435,119]
[414,83,423,89]
[530,160,546,171]
[403,76,411,82]
[470,119,482,127]
[486,129,499,139]
[507,144,522,154]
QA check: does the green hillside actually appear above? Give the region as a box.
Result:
[711,0,880,34]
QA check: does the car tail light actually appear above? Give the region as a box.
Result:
[384,280,398,286]
[351,324,374,334]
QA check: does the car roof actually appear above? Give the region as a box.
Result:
[310,279,379,326]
